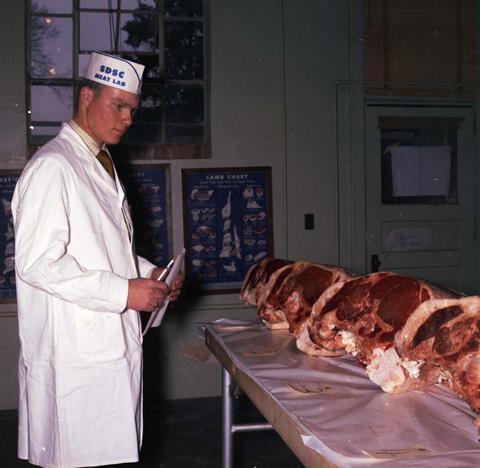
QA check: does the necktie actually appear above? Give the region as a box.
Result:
[96,150,115,179]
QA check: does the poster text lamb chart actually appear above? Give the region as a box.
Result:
[183,167,273,293]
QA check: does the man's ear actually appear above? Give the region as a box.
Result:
[79,86,94,108]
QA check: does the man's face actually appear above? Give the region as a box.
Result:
[84,85,140,145]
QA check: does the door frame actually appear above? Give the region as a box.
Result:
[337,95,479,288]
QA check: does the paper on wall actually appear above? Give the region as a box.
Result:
[143,248,185,336]
[390,145,451,197]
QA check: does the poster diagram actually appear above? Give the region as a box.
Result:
[120,164,170,268]
[0,171,20,302]
[183,167,273,293]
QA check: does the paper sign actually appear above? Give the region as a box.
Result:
[390,146,451,197]
[384,225,433,252]
[362,445,429,459]
[287,382,335,394]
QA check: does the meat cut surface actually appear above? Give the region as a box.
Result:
[255,260,358,331]
[396,296,480,416]
[240,258,293,306]
[307,272,458,391]
[257,262,297,328]
[280,263,359,336]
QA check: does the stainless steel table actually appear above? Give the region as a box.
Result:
[204,319,480,468]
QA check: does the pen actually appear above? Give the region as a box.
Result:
[157,257,175,282]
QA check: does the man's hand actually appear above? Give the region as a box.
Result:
[127,278,169,312]
[150,267,184,302]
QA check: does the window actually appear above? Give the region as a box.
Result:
[364,0,477,99]
[27,0,209,159]
[380,118,459,204]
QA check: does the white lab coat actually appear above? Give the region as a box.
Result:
[12,123,156,468]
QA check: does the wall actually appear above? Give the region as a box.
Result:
[0,314,20,410]
[0,3,26,169]
[283,0,363,264]
[0,0,362,407]
[0,2,26,410]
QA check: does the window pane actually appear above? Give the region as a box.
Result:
[78,53,91,77]
[31,16,72,78]
[137,84,163,123]
[166,124,203,144]
[123,84,163,143]
[31,126,61,138]
[122,0,157,9]
[80,0,118,8]
[164,0,202,17]
[121,13,159,52]
[165,21,203,79]
[123,124,163,144]
[80,12,114,51]
[34,0,73,14]
[124,54,161,78]
[31,85,73,124]
[80,0,158,9]
[165,86,203,124]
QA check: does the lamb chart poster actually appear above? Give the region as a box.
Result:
[119,164,170,269]
[182,167,273,293]
[0,166,171,303]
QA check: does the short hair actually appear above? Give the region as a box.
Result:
[74,78,104,112]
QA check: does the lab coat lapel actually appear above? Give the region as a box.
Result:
[117,176,134,246]
[63,124,118,194]
[61,124,134,246]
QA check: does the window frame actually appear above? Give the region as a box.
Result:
[26,0,211,160]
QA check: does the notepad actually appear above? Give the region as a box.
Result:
[143,248,185,336]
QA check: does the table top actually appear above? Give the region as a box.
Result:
[204,318,480,468]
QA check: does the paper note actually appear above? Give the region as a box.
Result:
[287,382,335,394]
[362,445,429,459]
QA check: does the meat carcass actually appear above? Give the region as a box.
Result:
[240,257,293,306]
[256,262,298,329]
[396,296,480,421]
[307,272,458,391]
[300,280,353,357]
[259,262,357,338]
[274,263,359,355]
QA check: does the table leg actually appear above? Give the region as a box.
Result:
[222,367,234,468]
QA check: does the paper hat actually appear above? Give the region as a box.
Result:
[85,51,145,95]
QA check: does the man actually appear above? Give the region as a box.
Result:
[12,51,182,467]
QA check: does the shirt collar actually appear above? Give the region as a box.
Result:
[67,118,105,156]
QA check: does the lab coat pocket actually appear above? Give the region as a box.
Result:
[75,307,126,361]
